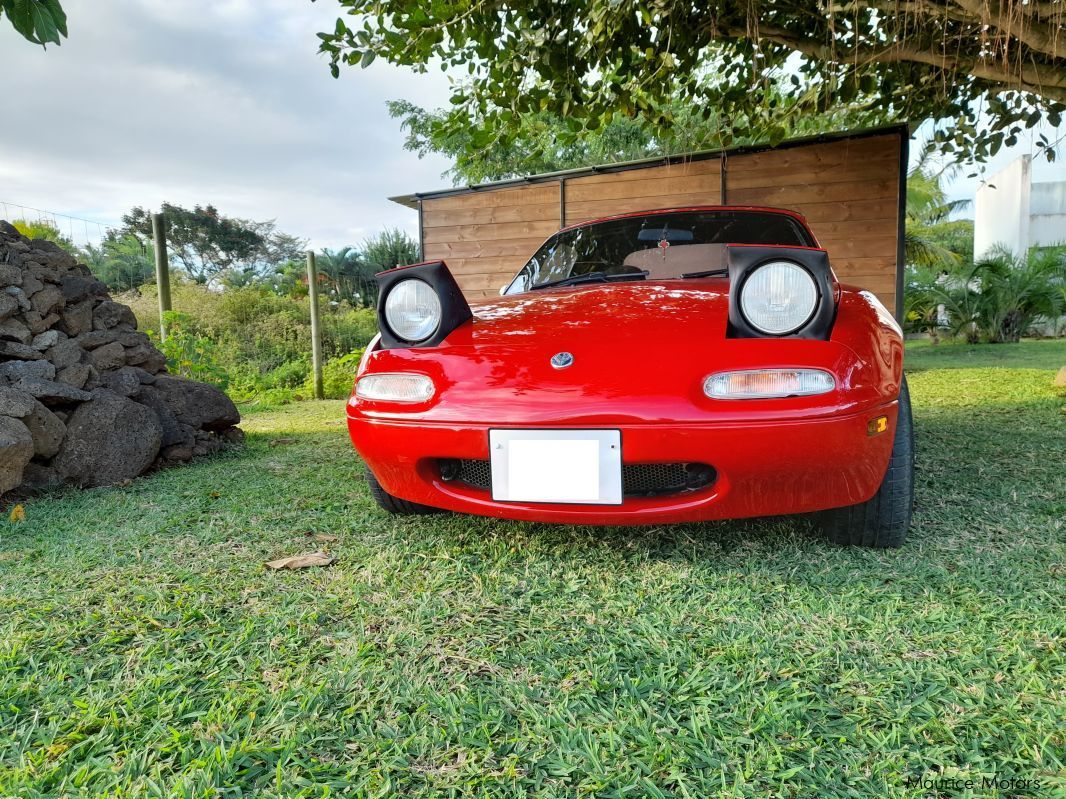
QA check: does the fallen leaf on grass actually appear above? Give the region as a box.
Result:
[304,532,339,543]
[269,437,297,446]
[8,504,25,523]
[265,551,336,570]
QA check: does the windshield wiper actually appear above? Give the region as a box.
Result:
[531,270,648,291]
[679,268,729,279]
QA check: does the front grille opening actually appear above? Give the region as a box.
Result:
[438,459,715,498]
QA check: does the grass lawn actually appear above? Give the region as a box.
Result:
[1,342,1064,798]
[905,336,1066,372]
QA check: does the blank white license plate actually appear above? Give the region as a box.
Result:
[489,429,622,505]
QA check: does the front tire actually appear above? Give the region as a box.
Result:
[364,467,443,515]
[817,377,915,548]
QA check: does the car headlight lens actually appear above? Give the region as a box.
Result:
[703,369,835,399]
[356,373,435,403]
[739,261,818,335]
[384,279,442,343]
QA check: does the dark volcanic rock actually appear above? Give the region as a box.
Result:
[0,340,44,360]
[137,384,196,447]
[92,300,137,331]
[97,367,143,397]
[56,363,92,390]
[0,222,242,497]
[0,317,32,344]
[22,400,66,458]
[30,285,64,317]
[53,390,163,487]
[74,330,118,350]
[0,359,56,382]
[59,299,94,336]
[150,375,240,431]
[60,275,108,304]
[0,416,33,493]
[14,377,93,404]
[20,462,61,490]
[0,292,17,320]
[46,339,84,370]
[0,263,22,287]
[0,386,35,418]
[88,341,126,371]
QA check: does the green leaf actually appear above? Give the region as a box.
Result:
[5,0,66,45]
[41,0,65,36]
[359,49,376,68]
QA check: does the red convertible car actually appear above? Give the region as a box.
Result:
[347,206,913,547]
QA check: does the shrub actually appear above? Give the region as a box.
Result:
[117,281,378,404]
[313,349,365,399]
[11,219,75,250]
[151,312,231,389]
[906,246,1066,343]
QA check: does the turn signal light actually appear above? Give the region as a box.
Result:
[867,415,889,436]
[356,373,435,403]
[703,369,835,399]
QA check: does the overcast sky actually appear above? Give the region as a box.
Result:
[2,0,1064,250]
[0,0,453,249]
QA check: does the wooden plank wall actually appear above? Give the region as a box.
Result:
[724,133,901,313]
[420,132,902,312]
[421,185,559,297]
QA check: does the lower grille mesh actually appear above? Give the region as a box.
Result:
[445,459,715,497]
[457,459,492,491]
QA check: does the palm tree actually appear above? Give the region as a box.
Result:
[315,247,377,306]
[923,246,1066,343]
[971,247,1065,342]
[905,145,973,269]
[361,228,419,271]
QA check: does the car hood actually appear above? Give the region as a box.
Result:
[460,280,731,347]
[358,280,893,425]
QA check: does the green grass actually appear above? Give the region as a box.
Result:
[905,336,1066,372]
[1,344,1064,798]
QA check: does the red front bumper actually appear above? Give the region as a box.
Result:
[346,402,898,525]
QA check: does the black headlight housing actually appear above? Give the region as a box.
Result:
[375,260,472,349]
[726,245,837,340]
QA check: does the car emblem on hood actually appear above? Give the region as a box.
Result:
[551,351,574,369]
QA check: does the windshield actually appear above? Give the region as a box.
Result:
[503,209,814,294]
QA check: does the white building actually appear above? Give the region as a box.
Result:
[974,155,1066,259]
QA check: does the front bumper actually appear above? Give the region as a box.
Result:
[346,402,898,525]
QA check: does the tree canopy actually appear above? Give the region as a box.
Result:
[1,0,66,46]
[388,96,887,184]
[122,203,306,286]
[320,0,1066,164]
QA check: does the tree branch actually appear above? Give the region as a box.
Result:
[950,0,1066,59]
[721,22,1066,102]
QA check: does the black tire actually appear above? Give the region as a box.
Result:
[817,376,915,548]
[364,467,443,515]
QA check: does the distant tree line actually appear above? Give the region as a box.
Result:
[12,203,419,307]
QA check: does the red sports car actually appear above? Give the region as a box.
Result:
[346,206,913,547]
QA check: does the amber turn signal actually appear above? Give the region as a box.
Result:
[867,415,889,436]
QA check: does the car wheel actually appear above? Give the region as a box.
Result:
[817,376,914,548]
[364,466,443,515]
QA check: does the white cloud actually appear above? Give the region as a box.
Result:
[7,0,1058,246]
[0,0,455,249]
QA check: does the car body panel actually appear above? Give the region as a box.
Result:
[347,207,904,525]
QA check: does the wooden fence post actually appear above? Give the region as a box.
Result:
[306,250,324,400]
[151,212,172,341]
